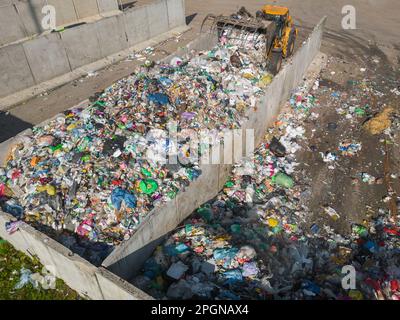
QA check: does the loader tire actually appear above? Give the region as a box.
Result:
[287,30,296,57]
[268,50,283,75]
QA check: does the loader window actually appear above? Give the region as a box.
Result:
[265,14,285,38]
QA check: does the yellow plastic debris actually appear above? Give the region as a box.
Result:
[36,185,56,196]
[67,123,77,131]
[267,217,279,228]
[363,106,394,135]
[349,290,363,300]
[258,74,273,88]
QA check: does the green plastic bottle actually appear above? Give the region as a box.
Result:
[197,207,212,222]
[81,154,91,162]
[352,224,368,237]
[230,224,241,234]
[272,172,294,189]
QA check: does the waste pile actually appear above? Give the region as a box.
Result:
[134,81,400,300]
[0,32,273,265]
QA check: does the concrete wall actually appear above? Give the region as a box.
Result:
[0,1,27,46]
[0,43,36,98]
[0,0,120,47]
[23,32,71,83]
[123,5,150,46]
[0,203,152,299]
[166,0,185,29]
[102,16,327,280]
[97,0,119,14]
[60,22,103,70]
[0,0,187,99]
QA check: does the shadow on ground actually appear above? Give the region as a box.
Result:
[118,1,137,10]
[186,13,197,25]
[0,112,32,143]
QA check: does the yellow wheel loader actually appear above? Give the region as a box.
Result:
[201,5,298,75]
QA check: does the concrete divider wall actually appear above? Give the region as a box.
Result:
[73,0,100,20]
[103,16,327,281]
[147,0,169,38]
[0,2,27,47]
[14,0,47,36]
[60,22,103,70]
[97,0,119,14]
[23,32,71,84]
[123,5,150,46]
[95,14,128,57]
[0,43,36,98]
[0,0,187,99]
[0,210,152,299]
[0,0,120,47]
[166,0,185,29]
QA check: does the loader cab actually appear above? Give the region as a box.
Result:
[257,5,289,38]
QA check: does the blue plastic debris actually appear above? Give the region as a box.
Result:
[364,240,378,253]
[2,201,24,219]
[148,93,169,105]
[143,257,162,279]
[213,248,239,268]
[302,280,321,295]
[310,224,320,234]
[111,188,137,210]
[158,77,173,87]
[175,243,190,254]
[222,269,243,284]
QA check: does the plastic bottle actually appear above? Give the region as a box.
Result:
[272,172,294,188]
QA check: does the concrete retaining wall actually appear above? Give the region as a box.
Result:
[0,43,36,98]
[47,0,79,27]
[0,1,27,47]
[0,208,152,299]
[102,16,327,280]
[0,0,187,100]
[123,5,150,46]
[0,0,120,47]
[23,32,71,84]
[60,22,103,70]
[97,0,119,14]
[166,0,186,29]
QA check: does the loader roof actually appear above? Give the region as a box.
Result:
[262,5,289,16]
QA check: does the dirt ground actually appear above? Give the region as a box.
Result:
[295,55,399,234]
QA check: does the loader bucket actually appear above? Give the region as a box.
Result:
[200,10,270,50]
